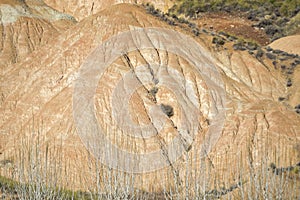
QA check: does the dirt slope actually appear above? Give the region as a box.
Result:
[0,3,299,195]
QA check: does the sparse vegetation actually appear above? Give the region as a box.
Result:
[0,173,90,199]
[170,0,300,18]
[169,0,300,41]
[287,78,292,87]
[212,36,225,46]
[295,104,300,114]
[278,97,285,101]
[266,52,277,60]
[256,48,264,58]
[285,12,300,35]
[1,128,299,199]
[160,104,174,117]
[150,87,158,97]
[144,3,177,27]
[143,3,202,37]
[233,40,247,51]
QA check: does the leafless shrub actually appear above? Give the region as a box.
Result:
[0,126,299,199]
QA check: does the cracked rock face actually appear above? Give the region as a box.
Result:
[0,3,299,193]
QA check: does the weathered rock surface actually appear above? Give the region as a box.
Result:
[0,3,299,196]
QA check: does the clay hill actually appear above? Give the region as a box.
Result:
[0,1,299,199]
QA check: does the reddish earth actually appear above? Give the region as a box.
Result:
[193,12,270,45]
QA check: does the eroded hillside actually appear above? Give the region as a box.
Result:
[0,2,299,199]
[0,0,76,74]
